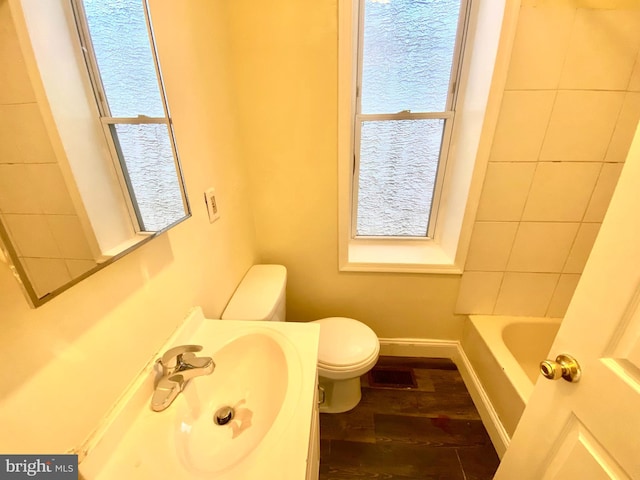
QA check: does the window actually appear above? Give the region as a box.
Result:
[354,0,469,238]
[339,0,510,272]
[71,0,187,232]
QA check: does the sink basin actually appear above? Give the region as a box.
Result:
[175,332,290,475]
[78,310,320,480]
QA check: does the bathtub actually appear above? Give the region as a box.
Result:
[462,315,561,443]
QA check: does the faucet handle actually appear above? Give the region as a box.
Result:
[160,344,203,369]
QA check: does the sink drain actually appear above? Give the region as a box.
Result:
[213,406,235,426]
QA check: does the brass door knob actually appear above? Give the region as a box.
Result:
[540,354,581,383]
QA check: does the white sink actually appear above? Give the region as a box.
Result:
[175,332,291,475]
[78,308,320,480]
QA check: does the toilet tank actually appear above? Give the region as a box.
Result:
[221,265,287,321]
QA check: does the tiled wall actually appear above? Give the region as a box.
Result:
[456,1,640,317]
[0,4,96,298]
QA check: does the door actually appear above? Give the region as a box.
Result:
[495,124,640,479]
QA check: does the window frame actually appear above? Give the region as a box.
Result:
[338,0,514,273]
[69,0,189,233]
[351,0,471,240]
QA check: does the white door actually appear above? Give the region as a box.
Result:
[495,125,640,480]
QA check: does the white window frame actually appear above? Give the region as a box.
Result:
[13,0,193,260]
[70,0,189,233]
[12,0,137,260]
[352,0,470,240]
[338,0,515,273]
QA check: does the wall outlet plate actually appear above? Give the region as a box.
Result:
[204,188,220,223]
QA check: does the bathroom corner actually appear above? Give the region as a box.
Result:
[0,0,258,455]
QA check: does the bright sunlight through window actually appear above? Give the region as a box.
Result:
[353,0,469,238]
[71,0,187,232]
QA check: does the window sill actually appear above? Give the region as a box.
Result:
[340,239,463,274]
[96,233,153,263]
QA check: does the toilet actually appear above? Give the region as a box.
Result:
[222,264,380,413]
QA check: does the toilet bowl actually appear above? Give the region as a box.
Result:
[313,317,379,413]
[222,265,380,413]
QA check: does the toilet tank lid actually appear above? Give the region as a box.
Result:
[221,265,286,320]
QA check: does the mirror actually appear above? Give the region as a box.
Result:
[0,0,190,307]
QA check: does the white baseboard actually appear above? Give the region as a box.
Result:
[378,337,459,358]
[378,338,510,458]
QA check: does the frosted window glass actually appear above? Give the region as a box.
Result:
[83,0,164,117]
[356,119,444,236]
[361,0,461,114]
[113,124,184,231]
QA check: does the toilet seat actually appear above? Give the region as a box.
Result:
[312,317,380,380]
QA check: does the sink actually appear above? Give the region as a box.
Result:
[78,309,320,480]
[175,332,291,475]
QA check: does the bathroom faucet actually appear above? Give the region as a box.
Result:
[151,344,215,412]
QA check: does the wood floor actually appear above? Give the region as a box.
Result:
[319,356,500,480]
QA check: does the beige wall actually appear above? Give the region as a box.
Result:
[456,1,640,317]
[0,0,257,453]
[225,0,464,340]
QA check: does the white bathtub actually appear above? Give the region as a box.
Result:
[462,315,561,442]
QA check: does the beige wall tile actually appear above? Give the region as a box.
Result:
[25,164,76,215]
[507,222,579,273]
[0,107,20,164]
[564,223,601,274]
[3,214,61,258]
[489,91,556,162]
[476,162,536,221]
[14,104,58,164]
[495,272,559,316]
[560,9,640,90]
[505,6,575,90]
[630,48,640,91]
[547,274,581,318]
[65,259,98,279]
[583,163,624,222]
[605,92,640,163]
[21,257,72,298]
[455,271,503,314]
[522,162,601,221]
[47,215,93,260]
[0,104,57,165]
[0,165,41,214]
[0,1,36,104]
[540,91,625,162]
[465,222,519,271]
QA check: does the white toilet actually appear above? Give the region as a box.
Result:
[222,264,380,413]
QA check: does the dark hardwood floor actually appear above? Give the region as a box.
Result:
[319,356,500,480]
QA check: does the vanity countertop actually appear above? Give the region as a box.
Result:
[78,307,320,479]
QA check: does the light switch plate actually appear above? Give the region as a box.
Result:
[204,188,220,223]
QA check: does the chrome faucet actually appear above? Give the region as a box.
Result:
[151,344,215,412]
